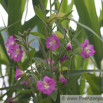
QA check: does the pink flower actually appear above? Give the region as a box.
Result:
[66,43,72,51]
[60,55,68,63]
[21,78,32,85]
[15,67,24,80]
[59,74,67,84]
[44,58,54,70]
[5,36,16,48]
[80,40,95,58]
[36,76,56,95]
[46,34,60,51]
[8,44,23,61]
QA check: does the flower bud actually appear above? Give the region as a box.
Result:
[60,55,68,63]
[66,43,72,51]
[59,74,67,84]
[27,28,31,35]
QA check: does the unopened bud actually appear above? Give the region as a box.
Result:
[27,28,31,35]
[59,74,67,84]
[66,42,72,51]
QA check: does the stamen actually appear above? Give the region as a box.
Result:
[52,40,56,44]
[49,42,53,46]
[11,41,14,45]
[14,49,19,57]
[49,39,56,46]
[44,82,49,89]
[84,47,91,54]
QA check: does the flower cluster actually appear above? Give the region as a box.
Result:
[5,36,23,61]
[5,32,96,99]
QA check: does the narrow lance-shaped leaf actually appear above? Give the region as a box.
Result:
[35,6,47,24]
[8,0,21,36]
[30,32,46,39]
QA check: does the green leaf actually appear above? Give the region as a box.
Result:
[35,6,47,24]
[18,89,31,94]
[20,15,41,32]
[20,0,26,16]
[54,10,73,29]
[29,48,35,59]
[0,20,21,33]
[32,0,48,9]
[54,31,64,39]
[67,74,81,88]
[0,0,8,12]
[30,32,46,39]
[56,13,66,18]
[41,70,50,80]
[33,57,43,62]
[56,81,63,86]
[15,34,23,40]
[83,73,100,94]
[0,33,11,62]
[60,0,67,13]
[41,97,51,103]
[0,85,24,90]
[71,18,103,42]
[8,0,21,36]
[47,13,56,25]
[50,88,58,102]
[17,61,24,71]
[63,69,103,75]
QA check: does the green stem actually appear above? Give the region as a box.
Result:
[24,74,38,103]
[37,37,48,67]
[55,31,66,65]
[50,50,53,78]
[39,91,42,103]
[49,0,53,78]
[39,0,46,18]
[66,58,71,80]
[50,0,52,15]
[57,0,63,14]
[47,96,50,103]
[17,61,38,103]
[61,63,63,74]
[26,73,38,81]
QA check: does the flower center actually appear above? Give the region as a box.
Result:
[52,39,56,44]
[48,61,50,65]
[43,82,49,89]
[14,49,19,57]
[11,41,14,45]
[84,47,91,54]
[49,39,56,46]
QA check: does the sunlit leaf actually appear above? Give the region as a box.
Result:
[54,31,64,39]
[30,32,46,39]
[35,6,47,24]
